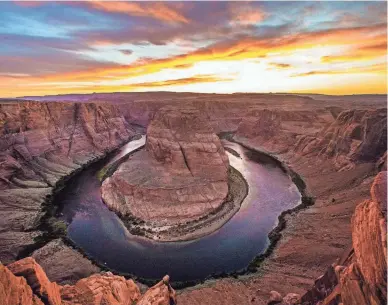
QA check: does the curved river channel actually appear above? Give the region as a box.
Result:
[56,137,301,283]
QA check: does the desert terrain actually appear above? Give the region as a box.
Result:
[0,92,386,305]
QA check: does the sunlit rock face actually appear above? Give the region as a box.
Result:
[0,257,173,305]
[102,107,229,226]
[297,171,387,305]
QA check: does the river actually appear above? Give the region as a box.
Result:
[56,137,301,283]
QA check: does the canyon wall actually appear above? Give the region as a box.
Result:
[285,171,387,305]
[236,108,387,171]
[0,101,137,264]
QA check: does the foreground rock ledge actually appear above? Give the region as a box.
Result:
[1,257,176,305]
[101,107,233,240]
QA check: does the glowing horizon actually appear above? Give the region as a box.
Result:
[0,1,387,97]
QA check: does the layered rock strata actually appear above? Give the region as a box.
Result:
[0,102,136,264]
[102,107,230,238]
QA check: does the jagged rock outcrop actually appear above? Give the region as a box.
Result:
[137,275,177,305]
[295,171,387,305]
[61,272,141,305]
[7,257,62,305]
[102,107,229,227]
[0,102,136,264]
[0,263,44,305]
[1,257,175,305]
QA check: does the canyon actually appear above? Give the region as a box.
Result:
[0,92,386,305]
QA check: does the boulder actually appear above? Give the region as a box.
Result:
[282,293,301,305]
[268,290,283,304]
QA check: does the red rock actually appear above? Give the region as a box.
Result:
[7,257,61,305]
[102,107,229,227]
[281,293,301,305]
[0,263,44,305]
[137,275,176,305]
[339,263,372,305]
[268,290,283,304]
[351,199,387,304]
[370,171,387,213]
[0,102,136,264]
[61,272,140,305]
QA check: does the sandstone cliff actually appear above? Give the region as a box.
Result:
[0,257,175,305]
[236,108,386,172]
[102,107,229,229]
[276,171,387,305]
[0,101,136,264]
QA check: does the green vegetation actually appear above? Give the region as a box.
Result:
[47,217,67,236]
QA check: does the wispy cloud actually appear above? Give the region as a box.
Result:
[0,1,386,96]
[86,1,190,24]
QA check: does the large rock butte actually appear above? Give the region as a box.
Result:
[102,107,229,226]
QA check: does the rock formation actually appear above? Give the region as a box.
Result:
[7,257,62,305]
[0,102,137,264]
[0,262,44,305]
[282,171,387,305]
[0,257,175,305]
[102,107,229,229]
[293,109,387,171]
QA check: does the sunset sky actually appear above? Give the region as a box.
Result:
[0,1,387,97]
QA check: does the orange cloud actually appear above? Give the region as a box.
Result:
[1,22,386,96]
[268,63,292,69]
[87,1,190,24]
[322,38,387,63]
[291,63,387,77]
[131,74,234,88]
[36,22,385,84]
[0,74,233,97]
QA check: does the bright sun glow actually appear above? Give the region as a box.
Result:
[0,1,386,97]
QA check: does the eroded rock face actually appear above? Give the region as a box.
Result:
[137,275,176,305]
[1,257,175,305]
[0,263,44,305]
[297,171,387,305]
[31,239,101,285]
[7,257,61,305]
[61,272,141,305]
[294,109,387,171]
[0,102,136,264]
[102,107,229,226]
[351,199,387,304]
